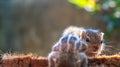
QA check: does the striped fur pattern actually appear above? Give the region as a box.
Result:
[48,34,88,67]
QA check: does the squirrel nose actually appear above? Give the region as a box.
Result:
[93,45,99,51]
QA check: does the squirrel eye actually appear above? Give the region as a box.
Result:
[86,38,90,42]
[101,40,103,43]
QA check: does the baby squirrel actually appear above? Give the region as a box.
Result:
[48,34,88,67]
[48,26,104,67]
[51,26,104,57]
[62,26,104,57]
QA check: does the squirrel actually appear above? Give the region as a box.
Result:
[62,26,104,57]
[48,26,104,67]
[51,26,104,57]
[48,34,88,67]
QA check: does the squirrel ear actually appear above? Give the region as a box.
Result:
[98,32,104,36]
[81,31,86,40]
[100,32,104,40]
[101,32,104,36]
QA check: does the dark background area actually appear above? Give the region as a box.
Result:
[0,0,120,56]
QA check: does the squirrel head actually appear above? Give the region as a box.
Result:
[83,29,104,56]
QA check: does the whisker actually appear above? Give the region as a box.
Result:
[105,41,116,44]
[105,45,120,51]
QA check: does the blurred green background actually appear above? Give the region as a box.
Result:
[0,0,120,56]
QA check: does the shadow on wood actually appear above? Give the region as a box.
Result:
[0,53,120,67]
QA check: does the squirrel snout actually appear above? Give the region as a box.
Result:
[92,45,100,52]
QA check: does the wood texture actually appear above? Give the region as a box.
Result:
[0,54,120,67]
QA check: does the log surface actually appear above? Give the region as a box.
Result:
[0,54,120,67]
